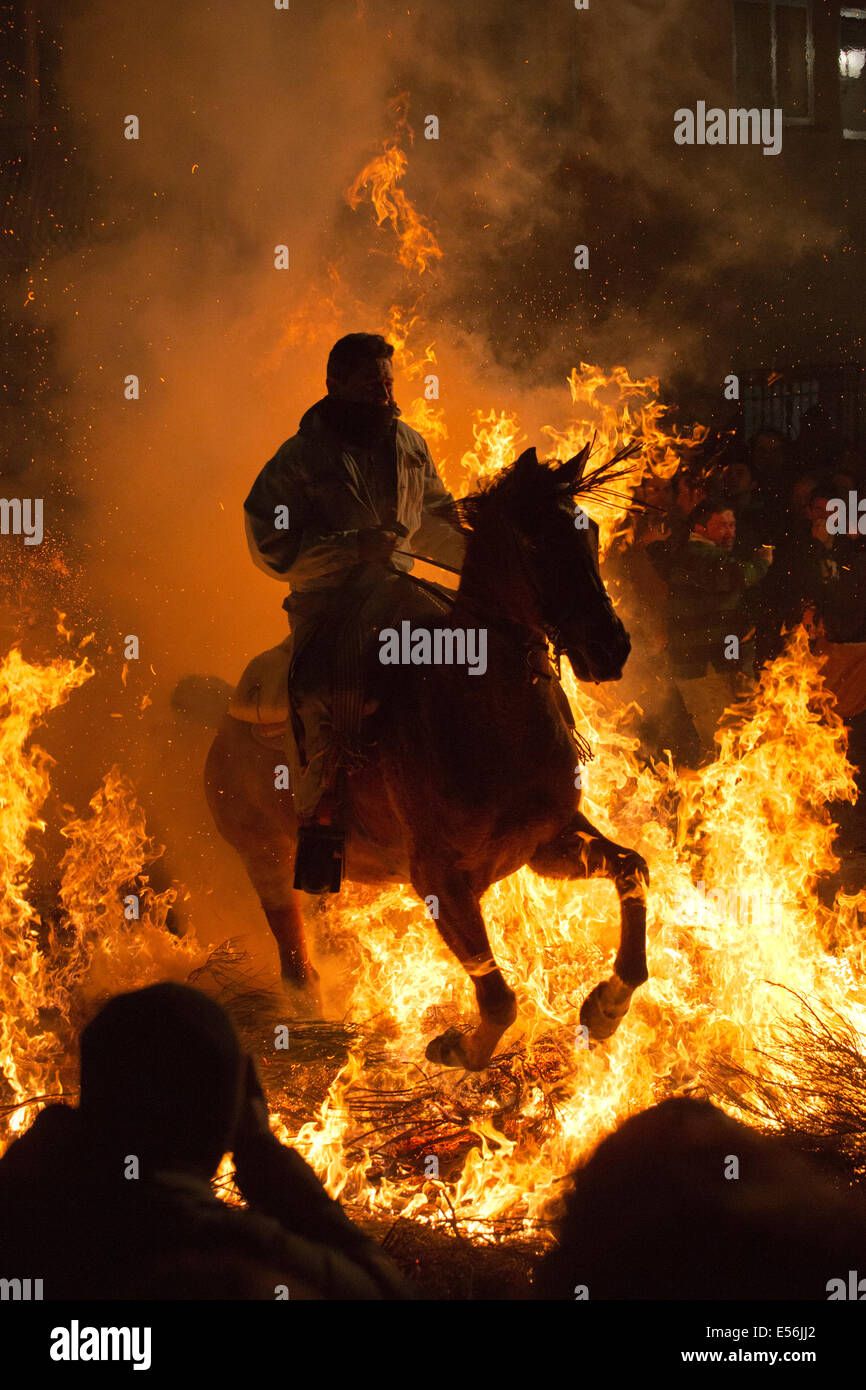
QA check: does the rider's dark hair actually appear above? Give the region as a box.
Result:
[326,333,393,382]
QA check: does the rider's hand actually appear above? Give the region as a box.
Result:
[357,527,399,565]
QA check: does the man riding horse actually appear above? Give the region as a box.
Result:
[243,333,465,892]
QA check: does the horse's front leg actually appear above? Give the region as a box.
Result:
[529,811,650,1041]
[411,864,517,1071]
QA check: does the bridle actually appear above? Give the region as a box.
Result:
[400,512,605,765]
[401,501,610,677]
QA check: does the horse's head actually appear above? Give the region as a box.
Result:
[460,444,634,683]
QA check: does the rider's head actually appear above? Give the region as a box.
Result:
[326,334,395,406]
[323,334,399,445]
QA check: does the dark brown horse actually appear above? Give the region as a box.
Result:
[204,444,649,1070]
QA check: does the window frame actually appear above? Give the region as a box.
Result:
[840,6,866,139]
[732,0,815,126]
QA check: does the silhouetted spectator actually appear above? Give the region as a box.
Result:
[832,445,866,493]
[790,469,818,524]
[722,456,768,556]
[756,482,866,665]
[611,474,699,762]
[0,983,408,1299]
[654,500,772,761]
[535,1097,866,1299]
[665,468,708,551]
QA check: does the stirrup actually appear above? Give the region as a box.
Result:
[293,823,345,893]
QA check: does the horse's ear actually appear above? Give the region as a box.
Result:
[554,443,592,491]
[513,446,539,480]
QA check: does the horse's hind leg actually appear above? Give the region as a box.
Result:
[529,811,649,1041]
[412,865,517,1071]
[237,840,320,1002]
[205,722,319,1009]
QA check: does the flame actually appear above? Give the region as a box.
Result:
[457,409,526,490]
[281,625,866,1232]
[0,649,91,1136]
[385,305,448,453]
[0,649,206,1152]
[346,97,443,276]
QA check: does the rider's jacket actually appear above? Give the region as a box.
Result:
[243,398,465,603]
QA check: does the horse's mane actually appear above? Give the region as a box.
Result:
[444,439,644,534]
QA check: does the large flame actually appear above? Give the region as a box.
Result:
[275,625,866,1232]
[0,648,207,1151]
[346,95,443,277]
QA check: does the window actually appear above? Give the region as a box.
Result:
[840,9,866,137]
[739,366,862,446]
[733,0,814,123]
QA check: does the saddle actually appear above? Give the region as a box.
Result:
[230,574,455,893]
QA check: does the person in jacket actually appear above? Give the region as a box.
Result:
[243,332,465,889]
[0,983,409,1299]
[660,499,773,762]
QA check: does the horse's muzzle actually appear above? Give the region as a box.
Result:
[569,622,631,684]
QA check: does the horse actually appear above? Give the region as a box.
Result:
[204,443,650,1070]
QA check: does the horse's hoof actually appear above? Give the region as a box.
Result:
[579,980,629,1042]
[425,1026,473,1069]
[617,850,650,886]
[279,975,323,1020]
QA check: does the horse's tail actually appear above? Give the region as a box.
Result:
[170,674,234,725]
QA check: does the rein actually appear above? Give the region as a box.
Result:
[397,544,595,766]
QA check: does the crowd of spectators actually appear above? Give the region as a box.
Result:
[615,415,866,783]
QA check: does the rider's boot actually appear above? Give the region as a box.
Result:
[293,792,345,894]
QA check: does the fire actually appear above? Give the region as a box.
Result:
[281,626,866,1232]
[346,96,443,277]
[457,409,526,490]
[0,648,206,1152]
[0,649,91,1136]
[385,305,448,454]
